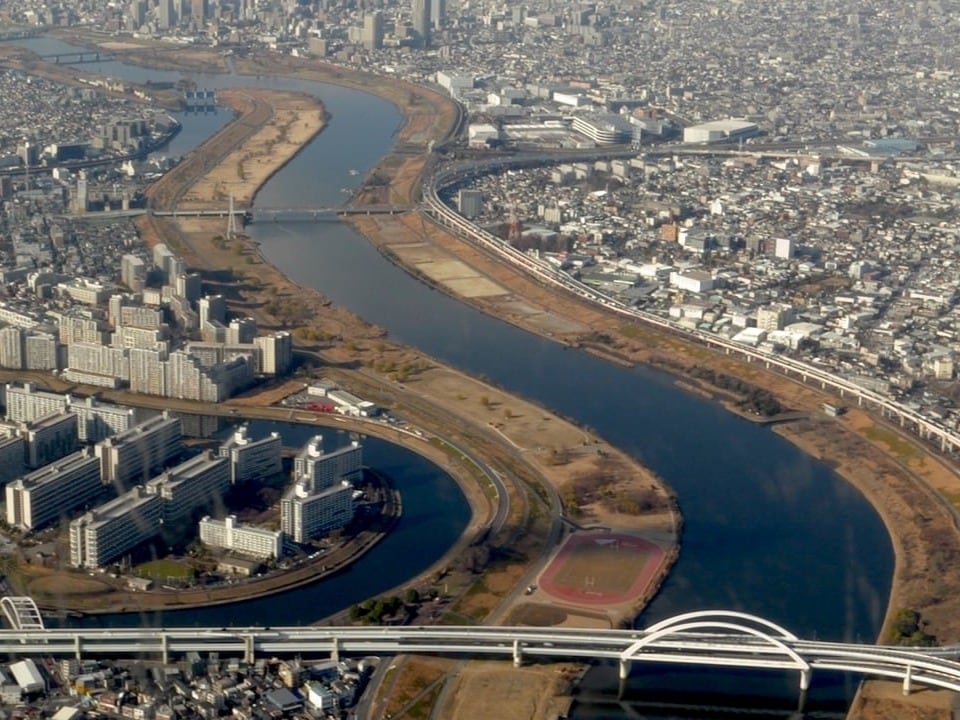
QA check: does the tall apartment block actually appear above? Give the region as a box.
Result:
[120,254,146,292]
[21,409,79,469]
[6,448,102,532]
[254,331,292,375]
[4,382,67,423]
[0,436,25,485]
[69,397,137,443]
[412,0,430,47]
[96,412,182,490]
[145,451,230,529]
[280,480,354,543]
[294,435,363,489]
[218,425,282,484]
[69,486,163,569]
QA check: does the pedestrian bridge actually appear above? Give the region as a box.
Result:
[0,609,957,697]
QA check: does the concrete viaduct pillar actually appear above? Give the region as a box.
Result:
[331,637,340,663]
[902,664,913,695]
[244,635,255,664]
[512,640,522,667]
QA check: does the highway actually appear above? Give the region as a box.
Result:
[1,611,958,696]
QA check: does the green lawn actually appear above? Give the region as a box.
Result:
[136,558,194,580]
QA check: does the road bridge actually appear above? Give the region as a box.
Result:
[39,51,116,64]
[0,611,954,698]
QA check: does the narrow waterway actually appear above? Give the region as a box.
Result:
[9,38,895,715]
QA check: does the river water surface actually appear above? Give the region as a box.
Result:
[11,38,895,716]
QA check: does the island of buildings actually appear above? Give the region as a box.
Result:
[1,381,367,581]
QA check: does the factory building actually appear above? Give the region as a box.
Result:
[199,514,283,560]
[6,448,102,532]
[69,486,163,569]
[95,412,182,490]
[218,425,282,484]
[682,118,759,144]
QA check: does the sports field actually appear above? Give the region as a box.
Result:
[539,532,664,606]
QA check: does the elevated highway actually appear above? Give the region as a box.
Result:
[0,612,956,698]
[421,154,960,457]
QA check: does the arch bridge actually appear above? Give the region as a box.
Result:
[0,596,44,630]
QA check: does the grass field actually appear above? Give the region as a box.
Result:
[551,538,650,595]
[136,558,194,580]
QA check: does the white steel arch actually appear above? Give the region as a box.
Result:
[0,596,44,630]
[620,619,812,690]
[644,610,799,640]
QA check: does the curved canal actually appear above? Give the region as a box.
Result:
[11,37,894,714]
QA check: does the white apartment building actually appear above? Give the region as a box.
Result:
[6,448,102,532]
[69,487,163,569]
[280,481,354,543]
[218,425,282,484]
[120,254,146,292]
[4,383,67,423]
[198,515,283,560]
[756,303,797,332]
[67,343,131,382]
[69,397,137,443]
[254,332,292,375]
[294,436,363,489]
[0,326,24,369]
[145,451,230,528]
[24,333,59,370]
[119,305,164,329]
[56,310,109,346]
[96,412,182,489]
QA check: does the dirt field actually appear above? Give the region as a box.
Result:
[437,661,579,720]
[540,533,662,604]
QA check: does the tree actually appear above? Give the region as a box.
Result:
[403,588,420,605]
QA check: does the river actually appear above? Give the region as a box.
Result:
[10,38,894,717]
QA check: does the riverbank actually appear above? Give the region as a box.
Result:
[15,32,960,717]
